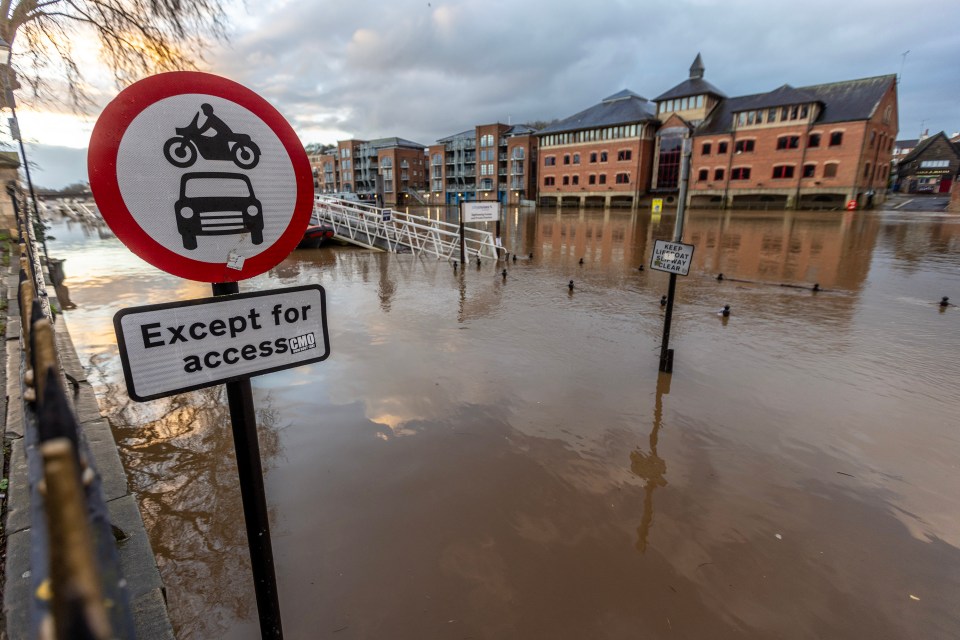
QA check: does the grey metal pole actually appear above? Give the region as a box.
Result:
[658,138,692,374]
[459,201,466,265]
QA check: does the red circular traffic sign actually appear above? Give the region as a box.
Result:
[88,71,313,282]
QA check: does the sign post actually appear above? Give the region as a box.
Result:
[90,71,318,639]
[461,202,499,263]
[655,138,693,374]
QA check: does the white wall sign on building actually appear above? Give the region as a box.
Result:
[462,202,500,222]
[650,240,695,276]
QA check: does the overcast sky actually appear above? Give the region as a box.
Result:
[11,0,960,188]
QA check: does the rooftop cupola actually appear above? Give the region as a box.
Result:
[689,53,705,80]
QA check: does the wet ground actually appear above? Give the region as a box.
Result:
[51,205,960,639]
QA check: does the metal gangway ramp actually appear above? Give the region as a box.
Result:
[314,196,499,260]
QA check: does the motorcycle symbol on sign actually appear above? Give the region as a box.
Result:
[163,104,261,169]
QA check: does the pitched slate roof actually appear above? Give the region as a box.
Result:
[696,74,896,135]
[802,75,896,124]
[654,77,727,102]
[535,90,657,136]
[898,132,960,165]
[654,53,726,101]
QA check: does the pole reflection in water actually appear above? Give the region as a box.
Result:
[631,372,670,553]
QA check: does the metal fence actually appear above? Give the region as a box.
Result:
[7,187,136,639]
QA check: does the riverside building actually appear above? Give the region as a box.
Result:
[536,54,898,210]
[309,137,429,206]
[426,124,539,206]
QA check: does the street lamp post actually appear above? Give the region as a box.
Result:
[0,36,48,264]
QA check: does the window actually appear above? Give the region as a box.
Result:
[562,176,570,185]
[512,147,525,159]
[802,164,816,178]
[920,160,950,168]
[800,105,809,119]
[481,179,492,191]
[696,95,704,108]
[573,153,580,164]
[808,133,821,148]
[863,163,871,179]
[545,156,556,166]
[480,134,494,147]
[772,165,795,179]
[600,151,608,162]
[590,152,598,163]
[731,167,751,180]
[767,109,778,123]
[823,163,838,178]
[776,136,800,150]
[718,141,728,154]
[599,174,607,185]
[698,168,709,181]
[735,139,755,153]
[829,132,843,146]
[589,174,596,185]
[702,142,712,155]
[544,176,555,186]
[618,149,632,161]
[869,131,876,148]
[714,168,725,180]
[572,176,579,185]
[563,154,571,165]
[615,173,630,184]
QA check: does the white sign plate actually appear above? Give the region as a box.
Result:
[114,285,330,401]
[462,202,499,223]
[650,240,695,276]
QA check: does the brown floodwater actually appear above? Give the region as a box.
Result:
[52,205,960,639]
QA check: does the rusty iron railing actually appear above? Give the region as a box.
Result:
[8,187,137,639]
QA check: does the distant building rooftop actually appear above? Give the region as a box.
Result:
[535,90,658,136]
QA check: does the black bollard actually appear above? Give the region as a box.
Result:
[529,252,534,259]
[512,254,517,263]
[579,258,584,265]
[638,264,644,271]
[813,283,820,292]
[660,295,667,307]
[568,280,574,291]
[941,296,950,307]
[453,261,457,271]
[502,269,507,279]
[720,304,731,317]
[716,273,724,281]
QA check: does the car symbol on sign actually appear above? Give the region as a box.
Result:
[175,172,264,250]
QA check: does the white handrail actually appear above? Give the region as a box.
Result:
[314,196,499,260]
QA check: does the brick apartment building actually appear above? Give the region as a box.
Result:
[686,74,899,209]
[535,90,659,208]
[308,137,428,206]
[427,123,538,206]
[537,54,899,210]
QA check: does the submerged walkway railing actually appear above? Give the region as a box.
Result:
[314,196,499,260]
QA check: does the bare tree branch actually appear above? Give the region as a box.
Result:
[1,0,232,111]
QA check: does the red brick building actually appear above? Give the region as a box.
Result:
[536,54,899,210]
[427,124,538,206]
[687,75,899,209]
[309,137,428,206]
[535,90,659,208]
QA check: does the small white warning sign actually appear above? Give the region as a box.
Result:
[650,240,695,276]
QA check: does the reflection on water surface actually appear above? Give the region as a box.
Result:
[53,207,960,639]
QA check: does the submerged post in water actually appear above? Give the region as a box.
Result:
[658,137,692,374]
